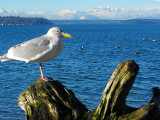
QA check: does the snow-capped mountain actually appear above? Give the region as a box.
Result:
[0,6,160,20]
[85,6,160,20]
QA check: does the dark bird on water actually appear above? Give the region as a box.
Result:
[134,50,140,54]
[78,46,84,50]
[115,45,120,49]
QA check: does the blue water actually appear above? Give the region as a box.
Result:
[0,24,160,119]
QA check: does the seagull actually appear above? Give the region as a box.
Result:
[0,27,71,81]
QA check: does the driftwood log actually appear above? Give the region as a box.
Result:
[18,60,160,120]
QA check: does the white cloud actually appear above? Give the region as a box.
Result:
[26,11,45,15]
[55,9,77,17]
[0,8,4,13]
[46,9,77,19]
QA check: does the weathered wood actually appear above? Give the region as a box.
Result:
[18,60,160,120]
[91,60,160,120]
[18,79,88,120]
[92,60,139,119]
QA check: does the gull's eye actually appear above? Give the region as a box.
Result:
[57,30,60,33]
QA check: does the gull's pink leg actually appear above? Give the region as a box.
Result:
[39,64,51,82]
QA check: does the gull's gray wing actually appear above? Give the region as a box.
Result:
[7,36,51,62]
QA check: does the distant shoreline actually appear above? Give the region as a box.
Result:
[0,16,53,25]
[1,16,160,25]
[51,19,160,25]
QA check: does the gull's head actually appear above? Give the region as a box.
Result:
[47,27,71,38]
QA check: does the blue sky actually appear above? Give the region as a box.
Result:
[1,0,160,12]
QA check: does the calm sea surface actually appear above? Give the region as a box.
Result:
[0,24,160,119]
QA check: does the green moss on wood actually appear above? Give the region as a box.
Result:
[18,78,88,120]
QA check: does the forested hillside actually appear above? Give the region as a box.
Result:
[0,16,53,25]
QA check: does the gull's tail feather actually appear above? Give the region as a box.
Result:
[0,54,16,62]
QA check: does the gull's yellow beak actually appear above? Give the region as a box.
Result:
[62,33,72,38]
